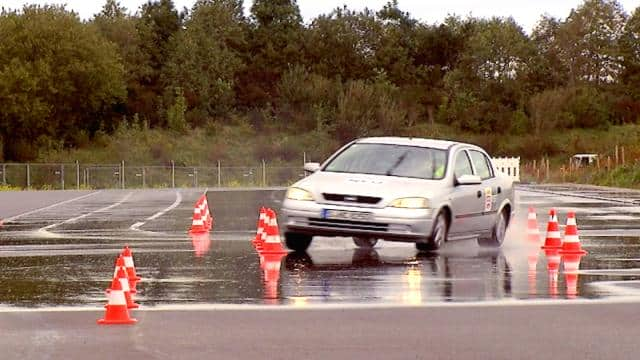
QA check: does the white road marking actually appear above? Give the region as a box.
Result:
[130,190,183,231]
[39,192,133,231]
[3,191,102,222]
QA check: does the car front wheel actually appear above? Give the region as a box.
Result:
[353,237,378,248]
[416,212,448,252]
[284,232,313,252]
[477,209,508,247]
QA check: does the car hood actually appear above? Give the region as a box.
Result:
[294,171,444,204]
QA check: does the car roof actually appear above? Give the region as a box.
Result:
[356,137,466,150]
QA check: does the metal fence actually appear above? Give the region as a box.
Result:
[0,162,305,190]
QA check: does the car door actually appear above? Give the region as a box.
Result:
[449,149,486,235]
[468,150,500,232]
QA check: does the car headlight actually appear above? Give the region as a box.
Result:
[390,197,430,209]
[286,187,314,201]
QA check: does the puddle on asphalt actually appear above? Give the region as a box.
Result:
[0,229,639,307]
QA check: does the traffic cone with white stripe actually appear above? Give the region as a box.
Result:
[98,277,137,325]
[189,199,208,234]
[559,212,587,255]
[526,207,540,244]
[112,255,135,294]
[260,209,287,255]
[121,245,141,281]
[200,195,213,231]
[541,209,562,250]
[253,207,267,249]
[115,263,139,309]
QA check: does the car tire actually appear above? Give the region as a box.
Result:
[353,237,378,248]
[284,232,313,252]
[416,211,448,252]
[477,209,508,248]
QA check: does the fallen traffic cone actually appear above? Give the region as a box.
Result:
[260,209,287,255]
[121,246,142,281]
[526,207,540,244]
[562,253,585,299]
[541,209,562,250]
[559,212,587,255]
[98,277,137,325]
[189,199,208,234]
[253,207,267,248]
[115,264,139,309]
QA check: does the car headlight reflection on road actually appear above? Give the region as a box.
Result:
[390,197,430,209]
[286,187,314,201]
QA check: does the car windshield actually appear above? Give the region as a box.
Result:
[323,143,448,179]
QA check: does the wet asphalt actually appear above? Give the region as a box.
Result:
[2,185,640,359]
[1,185,640,307]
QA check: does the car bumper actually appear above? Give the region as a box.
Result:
[281,199,435,242]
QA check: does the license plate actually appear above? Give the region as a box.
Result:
[322,209,372,221]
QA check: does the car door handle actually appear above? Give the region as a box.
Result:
[497,187,501,194]
[477,191,482,198]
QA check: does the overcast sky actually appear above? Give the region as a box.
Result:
[3,0,640,33]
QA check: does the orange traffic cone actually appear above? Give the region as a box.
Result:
[541,209,562,250]
[98,277,137,325]
[562,253,584,299]
[253,207,267,248]
[199,195,213,231]
[526,207,540,244]
[559,212,587,255]
[189,199,208,234]
[115,265,139,309]
[112,255,136,294]
[121,246,141,281]
[260,209,287,255]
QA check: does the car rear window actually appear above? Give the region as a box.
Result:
[323,143,447,180]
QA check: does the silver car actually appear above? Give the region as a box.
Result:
[281,137,514,252]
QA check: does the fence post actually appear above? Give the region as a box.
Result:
[217,161,221,187]
[76,161,80,190]
[121,160,125,189]
[1,163,5,185]
[303,151,306,165]
[61,163,65,190]
[194,167,198,188]
[142,166,146,188]
[262,159,266,187]
[171,160,175,188]
[26,163,30,190]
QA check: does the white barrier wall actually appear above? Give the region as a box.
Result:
[491,157,520,182]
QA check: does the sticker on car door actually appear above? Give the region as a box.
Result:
[484,187,493,212]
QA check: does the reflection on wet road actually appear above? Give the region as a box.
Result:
[1,185,640,308]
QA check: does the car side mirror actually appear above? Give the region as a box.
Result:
[303,162,320,173]
[455,174,482,186]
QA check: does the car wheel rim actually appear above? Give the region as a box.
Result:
[434,217,445,247]
[495,213,506,243]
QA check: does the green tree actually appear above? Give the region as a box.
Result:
[620,7,640,96]
[163,0,246,124]
[237,0,304,107]
[0,5,126,160]
[134,0,182,126]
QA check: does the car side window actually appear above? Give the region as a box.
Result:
[469,150,493,180]
[454,151,473,178]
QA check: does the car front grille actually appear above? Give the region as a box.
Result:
[308,218,389,232]
[322,193,382,204]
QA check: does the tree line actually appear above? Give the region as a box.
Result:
[1,0,640,161]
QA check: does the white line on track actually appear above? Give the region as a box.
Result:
[130,190,183,231]
[39,192,133,231]
[3,191,102,222]
[2,296,640,313]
